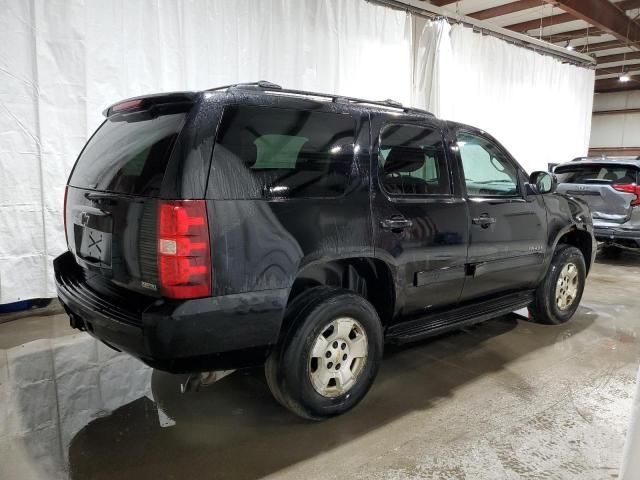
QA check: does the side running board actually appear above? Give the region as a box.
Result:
[385,290,534,344]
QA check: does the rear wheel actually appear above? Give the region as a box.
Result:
[265,288,383,420]
[529,245,586,325]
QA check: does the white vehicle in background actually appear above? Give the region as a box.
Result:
[555,157,640,256]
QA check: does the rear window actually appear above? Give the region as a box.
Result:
[555,164,638,185]
[208,106,355,199]
[69,112,186,195]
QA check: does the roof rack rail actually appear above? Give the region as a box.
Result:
[207,80,283,92]
[383,99,402,108]
[206,81,434,116]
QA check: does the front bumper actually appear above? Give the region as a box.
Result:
[54,251,287,372]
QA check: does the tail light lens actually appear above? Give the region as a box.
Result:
[612,183,640,206]
[157,200,211,299]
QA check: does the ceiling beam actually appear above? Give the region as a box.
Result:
[595,74,640,92]
[541,27,604,42]
[541,0,640,45]
[595,62,640,75]
[468,0,543,21]
[505,12,576,33]
[615,0,640,10]
[595,50,640,64]
[576,40,629,52]
[429,0,458,6]
[593,108,640,115]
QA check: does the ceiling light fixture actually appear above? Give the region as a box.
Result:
[618,18,632,83]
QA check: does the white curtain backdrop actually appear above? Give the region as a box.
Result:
[0,2,594,302]
[0,0,412,303]
[413,19,595,173]
[411,17,453,117]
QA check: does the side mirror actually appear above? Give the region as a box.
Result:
[529,171,557,194]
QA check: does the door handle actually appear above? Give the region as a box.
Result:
[380,216,413,231]
[472,215,496,228]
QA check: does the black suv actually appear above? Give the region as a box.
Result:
[54,82,596,419]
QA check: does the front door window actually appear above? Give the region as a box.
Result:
[457,132,519,197]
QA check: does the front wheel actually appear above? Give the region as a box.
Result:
[529,245,586,325]
[265,288,383,420]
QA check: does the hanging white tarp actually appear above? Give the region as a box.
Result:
[0,0,594,302]
[0,0,412,303]
[413,18,595,173]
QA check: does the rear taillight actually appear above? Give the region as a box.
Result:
[157,200,211,299]
[63,186,69,246]
[612,183,640,206]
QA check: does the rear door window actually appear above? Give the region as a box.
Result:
[69,112,187,196]
[208,106,355,199]
[378,124,451,196]
[555,164,638,185]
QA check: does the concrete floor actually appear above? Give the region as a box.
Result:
[1,253,640,480]
[0,307,71,350]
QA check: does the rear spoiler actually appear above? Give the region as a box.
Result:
[102,92,198,117]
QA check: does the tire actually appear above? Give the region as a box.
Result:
[529,245,586,325]
[265,287,383,420]
[265,286,333,410]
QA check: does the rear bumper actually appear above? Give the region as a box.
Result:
[54,251,287,373]
[594,225,640,248]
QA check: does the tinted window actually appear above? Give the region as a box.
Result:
[555,164,638,185]
[457,132,519,196]
[209,106,355,199]
[379,124,450,196]
[69,113,186,195]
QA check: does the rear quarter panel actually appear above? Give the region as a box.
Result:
[204,95,373,296]
[207,196,372,295]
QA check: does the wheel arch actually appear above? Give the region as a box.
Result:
[286,256,397,329]
[552,227,594,274]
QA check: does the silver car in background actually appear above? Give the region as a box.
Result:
[555,157,640,255]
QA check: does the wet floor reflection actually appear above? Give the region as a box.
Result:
[64,312,601,480]
[4,254,640,479]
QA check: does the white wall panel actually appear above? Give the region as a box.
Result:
[590,92,640,151]
[622,114,640,148]
[594,91,640,111]
[590,116,625,148]
[0,1,596,301]
[0,0,412,302]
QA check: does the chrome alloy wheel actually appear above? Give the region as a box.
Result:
[308,317,368,398]
[555,262,579,311]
